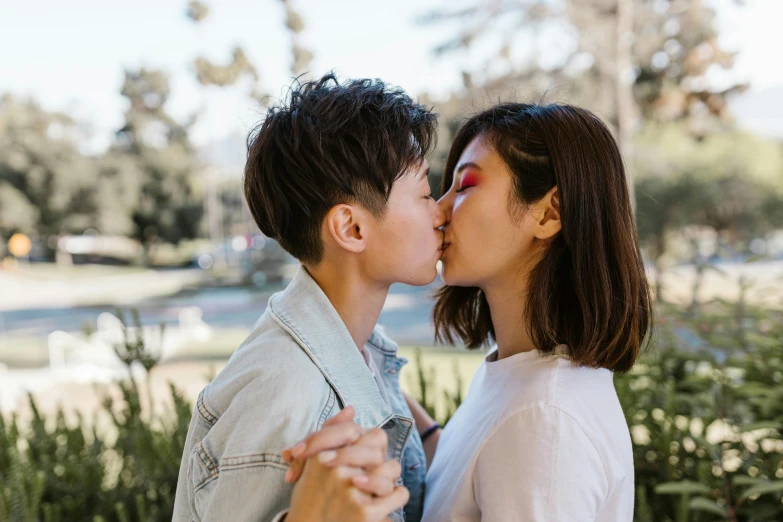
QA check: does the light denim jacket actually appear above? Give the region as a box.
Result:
[172,266,427,522]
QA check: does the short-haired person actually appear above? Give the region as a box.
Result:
[173,73,444,522]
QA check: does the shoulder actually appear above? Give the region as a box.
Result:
[480,404,609,483]
[200,315,333,445]
[488,404,603,452]
[471,405,613,519]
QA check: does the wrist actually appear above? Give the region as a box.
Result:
[420,422,442,443]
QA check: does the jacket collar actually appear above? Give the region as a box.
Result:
[268,266,393,428]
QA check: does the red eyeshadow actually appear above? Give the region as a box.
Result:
[460,173,480,190]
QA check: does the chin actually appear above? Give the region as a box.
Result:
[439,265,474,287]
[406,265,439,287]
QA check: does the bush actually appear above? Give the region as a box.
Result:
[0,381,191,522]
[2,300,782,521]
[616,302,783,521]
[413,297,783,521]
[0,309,191,522]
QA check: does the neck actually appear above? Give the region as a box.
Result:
[305,261,389,352]
[482,265,536,361]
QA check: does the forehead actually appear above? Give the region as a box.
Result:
[452,136,502,177]
[400,158,429,181]
[457,136,492,164]
[391,158,430,191]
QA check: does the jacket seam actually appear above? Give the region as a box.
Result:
[318,387,337,429]
[220,452,287,468]
[196,389,218,427]
[192,453,288,492]
[196,441,218,474]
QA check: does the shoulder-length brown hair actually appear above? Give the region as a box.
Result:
[433,103,652,373]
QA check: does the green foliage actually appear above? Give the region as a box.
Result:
[0,77,205,262]
[412,296,783,521]
[0,383,191,522]
[0,308,193,522]
[615,300,783,521]
[4,301,782,522]
[0,94,101,242]
[113,68,204,260]
[411,349,464,426]
[111,307,163,374]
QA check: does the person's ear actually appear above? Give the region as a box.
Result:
[533,186,561,240]
[324,204,367,253]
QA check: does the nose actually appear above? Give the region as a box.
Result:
[433,200,446,229]
[437,192,452,228]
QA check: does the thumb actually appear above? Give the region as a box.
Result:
[283,406,355,460]
[323,405,355,427]
[369,486,410,521]
[284,457,306,483]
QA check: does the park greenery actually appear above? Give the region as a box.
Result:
[2,287,783,521]
[1,0,783,521]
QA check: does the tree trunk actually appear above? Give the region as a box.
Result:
[616,0,636,213]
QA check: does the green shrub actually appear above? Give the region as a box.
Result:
[0,308,191,522]
[2,299,782,522]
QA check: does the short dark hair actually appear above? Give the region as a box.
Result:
[244,73,438,265]
[433,103,652,373]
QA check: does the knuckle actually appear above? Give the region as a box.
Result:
[372,427,388,441]
[340,425,359,443]
[376,448,387,463]
[388,459,402,476]
[333,465,350,480]
[378,478,394,494]
[348,487,364,505]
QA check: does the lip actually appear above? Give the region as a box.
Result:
[440,242,451,253]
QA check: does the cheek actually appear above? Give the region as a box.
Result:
[451,197,501,249]
[446,198,529,279]
[379,207,435,256]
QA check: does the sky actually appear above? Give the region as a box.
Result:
[1,0,782,154]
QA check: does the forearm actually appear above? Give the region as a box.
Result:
[403,393,441,467]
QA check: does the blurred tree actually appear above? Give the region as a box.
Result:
[420,0,748,199]
[184,0,315,251]
[185,0,210,22]
[193,48,259,90]
[111,68,204,264]
[634,123,783,301]
[0,94,100,251]
[186,0,313,105]
[280,0,313,76]
[421,0,746,128]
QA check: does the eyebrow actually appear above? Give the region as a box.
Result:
[455,161,482,174]
[417,166,430,180]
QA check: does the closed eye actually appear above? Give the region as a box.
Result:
[456,172,479,193]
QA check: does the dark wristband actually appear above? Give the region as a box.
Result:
[420,422,442,443]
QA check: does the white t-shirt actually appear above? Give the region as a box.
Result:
[422,346,634,522]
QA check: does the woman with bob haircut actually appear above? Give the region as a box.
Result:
[412,102,652,521]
